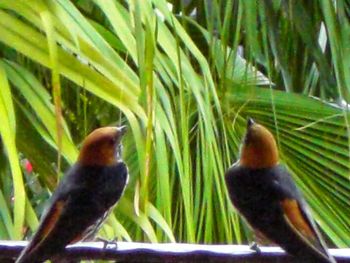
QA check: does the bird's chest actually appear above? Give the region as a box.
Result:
[66,165,127,211]
[228,169,281,220]
[85,172,127,209]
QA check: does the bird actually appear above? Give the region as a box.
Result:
[225,118,336,263]
[16,126,129,263]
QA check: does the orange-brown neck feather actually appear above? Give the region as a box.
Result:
[240,123,279,169]
[77,127,120,166]
[78,145,117,166]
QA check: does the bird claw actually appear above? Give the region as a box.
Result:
[249,242,261,254]
[96,237,118,249]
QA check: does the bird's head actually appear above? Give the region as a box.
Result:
[240,118,279,169]
[78,126,127,166]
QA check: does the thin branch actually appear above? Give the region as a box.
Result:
[0,241,349,262]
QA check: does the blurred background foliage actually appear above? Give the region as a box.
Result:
[0,0,349,249]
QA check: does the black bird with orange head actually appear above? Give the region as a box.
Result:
[225,118,336,263]
[16,126,128,263]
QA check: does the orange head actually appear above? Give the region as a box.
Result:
[78,126,127,166]
[240,118,279,169]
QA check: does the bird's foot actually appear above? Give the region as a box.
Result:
[95,237,118,249]
[249,242,261,254]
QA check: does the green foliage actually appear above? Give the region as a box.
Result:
[0,0,348,249]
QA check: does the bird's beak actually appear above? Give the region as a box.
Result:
[118,125,127,136]
[247,118,255,128]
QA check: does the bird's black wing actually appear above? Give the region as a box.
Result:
[272,166,336,263]
[15,164,86,263]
